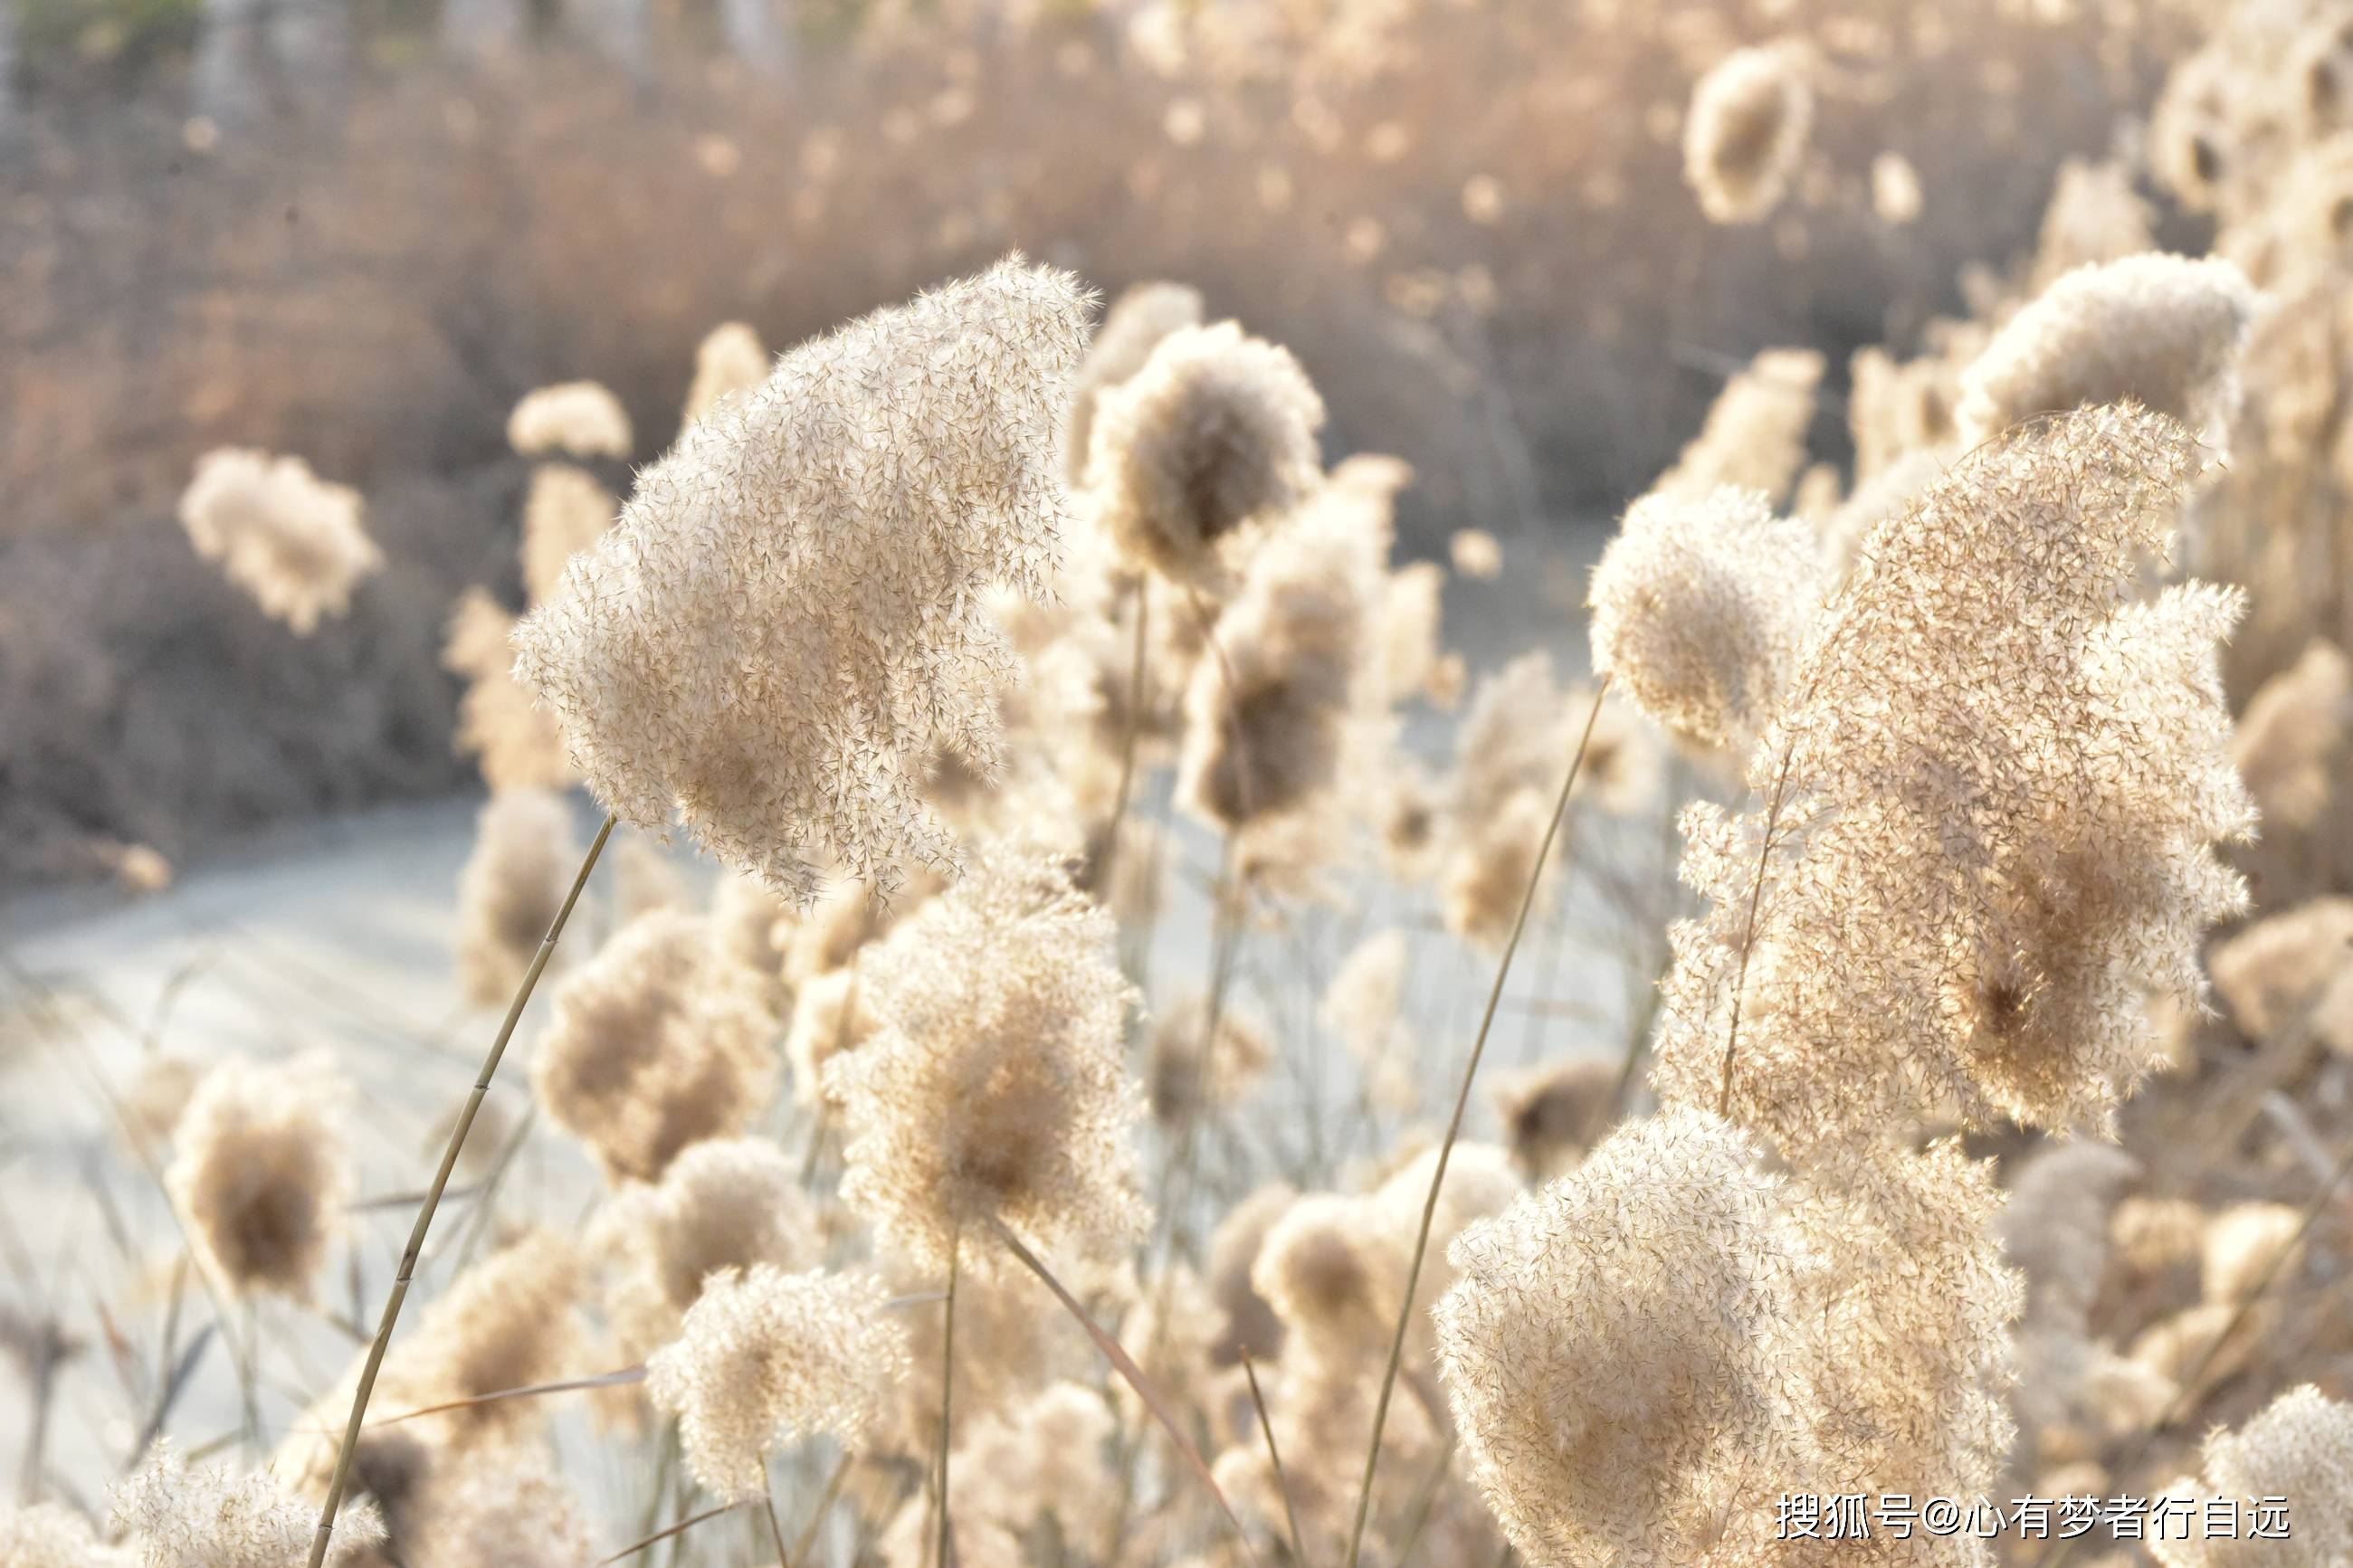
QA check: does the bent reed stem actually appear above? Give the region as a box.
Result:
[304,812,615,1568]
[1341,679,1611,1568]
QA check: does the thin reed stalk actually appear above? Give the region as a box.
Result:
[599,1501,748,1565]
[303,813,615,1568]
[929,1238,959,1568]
[1100,576,1153,890]
[1241,1350,1309,1568]
[989,1218,1259,1563]
[791,1450,854,1567]
[1340,680,1612,1568]
[764,1486,795,1568]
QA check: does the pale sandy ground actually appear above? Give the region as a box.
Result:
[0,525,1653,1531]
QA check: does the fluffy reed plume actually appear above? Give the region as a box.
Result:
[2206,898,2353,1056]
[1492,1056,1616,1179]
[1379,560,1452,707]
[1587,486,1824,752]
[2112,1193,2207,1278]
[167,1053,351,1300]
[452,789,577,1011]
[0,1504,129,1568]
[1434,1109,1808,1567]
[442,588,574,791]
[1253,1193,1386,1362]
[512,259,1091,902]
[1208,1182,1294,1365]
[1084,320,1326,587]
[783,964,878,1107]
[518,463,615,607]
[125,1052,200,1151]
[115,1442,384,1568]
[643,1265,909,1503]
[1438,655,1651,946]
[397,1449,597,1568]
[2029,157,2158,294]
[1650,349,1824,507]
[1176,489,1379,844]
[1849,346,1962,480]
[1650,405,2253,1149]
[1447,528,1500,579]
[611,835,689,927]
[594,1136,818,1357]
[711,871,795,985]
[387,1231,585,1448]
[1955,255,2261,453]
[2231,641,2353,905]
[682,322,769,424]
[2002,1143,2171,1457]
[1320,927,1406,1064]
[529,908,779,1183]
[2151,1386,2353,1568]
[1064,280,1205,488]
[176,449,379,635]
[2201,1200,2305,1305]
[1815,447,1946,578]
[1681,42,1812,225]
[1146,994,1273,1126]
[506,381,632,459]
[1787,1140,2020,1529]
[828,841,1146,1271]
[880,1382,1119,1568]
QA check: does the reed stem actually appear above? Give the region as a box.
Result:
[303,813,614,1568]
[1340,680,1610,1568]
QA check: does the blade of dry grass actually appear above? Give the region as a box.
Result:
[368,1365,646,1427]
[600,1500,748,1564]
[1240,1349,1308,1568]
[1341,679,1611,1568]
[303,812,614,1568]
[990,1217,1260,1563]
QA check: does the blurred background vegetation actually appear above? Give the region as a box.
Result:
[0,0,2197,883]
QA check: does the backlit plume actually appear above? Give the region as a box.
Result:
[512,258,1093,902]
[828,839,1147,1273]
[177,449,380,635]
[1683,42,1813,225]
[507,380,633,459]
[1084,320,1326,588]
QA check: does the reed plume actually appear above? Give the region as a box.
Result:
[1682,43,1812,225]
[452,789,577,1011]
[1084,320,1326,589]
[506,381,633,459]
[116,1442,384,1568]
[529,908,780,1183]
[511,258,1092,902]
[643,1265,910,1503]
[177,450,379,635]
[683,322,769,424]
[828,839,1146,1273]
[167,1053,352,1300]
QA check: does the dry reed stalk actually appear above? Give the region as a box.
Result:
[1096,576,1153,892]
[599,1500,748,1565]
[1341,680,1611,1568]
[989,1217,1258,1561]
[303,813,615,1568]
[1241,1349,1310,1568]
[929,1240,958,1568]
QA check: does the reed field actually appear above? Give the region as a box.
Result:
[7,2,2353,1564]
